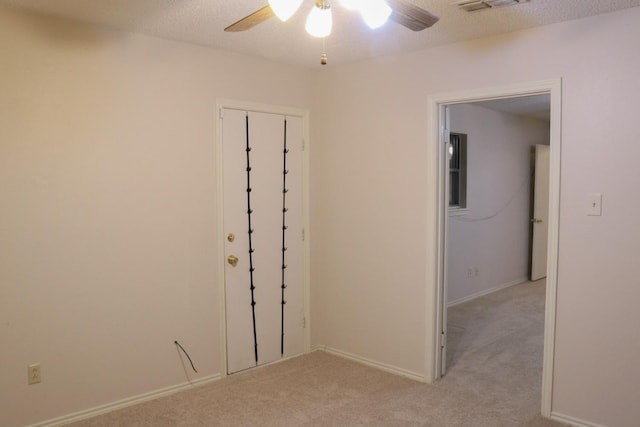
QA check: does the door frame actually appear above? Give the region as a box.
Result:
[425,79,561,417]
[216,99,311,377]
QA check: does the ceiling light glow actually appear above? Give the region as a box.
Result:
[359,0,392,29]
[305,3,333,38]
[269,0,304,22]
[339,0,363,11]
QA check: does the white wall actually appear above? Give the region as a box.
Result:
[3,3,640,426]
[0,5,311,426]
[310,7,640,427]
[447,104,549,305]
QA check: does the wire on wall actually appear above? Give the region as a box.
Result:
[280,118,289,356]
[174,340,198,373]
[245,113,259,364]
[451,174,529,222]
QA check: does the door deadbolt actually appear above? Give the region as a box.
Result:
[531,218,543,224]
[227,233,235,242]
[227,254,239,267]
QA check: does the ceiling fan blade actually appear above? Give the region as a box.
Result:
[386,0,440,31]
[224,5,274,32]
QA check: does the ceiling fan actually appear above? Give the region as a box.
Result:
[224,0,439,64]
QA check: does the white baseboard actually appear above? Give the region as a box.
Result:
[550,412,606,427]
[447,276,529,307]
[27,374,222,427]
[313,345,426,383]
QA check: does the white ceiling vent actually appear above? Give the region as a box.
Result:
[454,0,529,12]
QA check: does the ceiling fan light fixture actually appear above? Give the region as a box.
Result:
[269,0,304,22]
[305,1,333,38]
[359,0,392,29]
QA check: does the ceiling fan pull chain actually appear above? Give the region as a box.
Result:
[321,37,328,65]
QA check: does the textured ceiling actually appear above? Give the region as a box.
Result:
[2,0,640,67]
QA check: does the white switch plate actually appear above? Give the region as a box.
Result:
[28,364,41,385]
[586,193,602,216]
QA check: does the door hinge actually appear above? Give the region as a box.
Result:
[301,139,305,151]
[442,126,450,144]
[441,331,446,349]
[302,228,305,241]
[219,107,224,119]
[303,316,306,328]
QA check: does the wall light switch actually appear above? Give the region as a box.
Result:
[28,364,41,385]
[586,193,602,216]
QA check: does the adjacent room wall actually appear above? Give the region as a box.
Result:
[310,7,640,426]
[0,5,311,426]
[447,104,549,305]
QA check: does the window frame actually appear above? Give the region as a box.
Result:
[448,132,468,212]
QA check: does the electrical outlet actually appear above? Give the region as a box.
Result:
[467,267,480,278]
[586,193,602,216]
[28,364,41,385]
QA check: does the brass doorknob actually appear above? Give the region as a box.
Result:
[227,255,239,267]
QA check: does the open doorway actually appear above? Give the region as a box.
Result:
[445,97,550,308]
[443,96,550,415]
[427,80,561,417]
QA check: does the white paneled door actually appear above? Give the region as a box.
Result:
[222,109,304,374]
[531,144,550,281]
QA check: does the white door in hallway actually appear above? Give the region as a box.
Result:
[222,108,304,374]
[531,144,550,281]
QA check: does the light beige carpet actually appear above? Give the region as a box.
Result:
[69,280,565,426]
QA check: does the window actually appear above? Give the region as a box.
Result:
[449,132,467,209]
